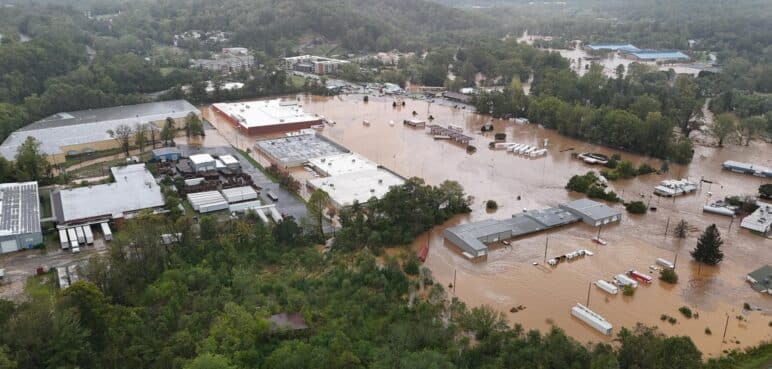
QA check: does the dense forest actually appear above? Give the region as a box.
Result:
[0,179,768,369]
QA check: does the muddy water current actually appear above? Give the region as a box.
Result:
[205,94,771,356]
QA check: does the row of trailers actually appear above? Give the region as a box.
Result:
[57,223,112,253]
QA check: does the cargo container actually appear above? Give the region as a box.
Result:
[56,267,70,289]
[101,222,112,241]
[627,270,653,284]
[594,280,619,295]
[67,228,79,249]
[571,303,613,335]
[74,227,85,244]
[59,229,70,250]
[67,265,79,283]
[614,274,638,288]
[655,258,675,269]
[83,226,94,245]
[269,207,283,222]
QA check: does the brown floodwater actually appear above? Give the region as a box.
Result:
[204,94,771,357]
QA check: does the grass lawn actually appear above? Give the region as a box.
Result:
[290,75,307,89]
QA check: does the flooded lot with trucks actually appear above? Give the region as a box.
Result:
[204,94,771,357]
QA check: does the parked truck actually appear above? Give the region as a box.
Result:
[101,222,112,241]
[59,229,69,250]
[83,226,94,245]
[66,228,79,249]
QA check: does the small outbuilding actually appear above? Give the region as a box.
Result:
[746,265,772,294]
[189,154,216,172]
[152,147,182,162]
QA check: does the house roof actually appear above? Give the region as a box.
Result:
[747,265,772,292]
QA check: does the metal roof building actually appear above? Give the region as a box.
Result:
[51,164,165,226]
[740,202,772,235]
[628,50,689,61]
[746,265,772,294]
[559,199,623,226]
[722,160,772,178]
[585,44,641,52]
[0,100,198,164]
[445,200,620,259]
[256,133,348,167]
[0,182,42,253]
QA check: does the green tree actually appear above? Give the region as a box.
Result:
[691,224,724,265]
[739,116,765,145]
[161,117,176,145]
[185,113,204,138]
[710,113,737,147]
[134,124,148,153]
[107,124,133,157]
[306,189,331,240]
[459,305,508,340]
[674,220,688,239]
[14,136,50,181]
[184,353,236,369]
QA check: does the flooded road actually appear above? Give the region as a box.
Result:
[206,94,771,356]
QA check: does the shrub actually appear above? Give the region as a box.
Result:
[668,317,677,324]
[604,191,620,203]
[605,158,618,169]
[566,172,598,193]
[625,201,647,214]
[363,95,369,102]
[705,327,712,335]
[637,163,656,175]
[743,302,751,310]
[660,314,668,321]
[603,170,620,181]
[622,285,635,296]
[403,258,420,275]
[659,268,678,284]
[485,200,498,210]
[679,306,693,318]
[586,185,607,200]
[617,160,636,178]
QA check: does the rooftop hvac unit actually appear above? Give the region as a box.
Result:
[378,179,383,184]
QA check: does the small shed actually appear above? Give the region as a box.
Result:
[152,147,181,162]
[746,265,772,294]
[268,313,308,333]
[189,153,216,172]
[219,154,241,170]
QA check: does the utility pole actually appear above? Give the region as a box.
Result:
[543,236,549,263]
[586,281,592,307]
[728,216,735,232]
[453,269,457,295]
[664,216,671,238]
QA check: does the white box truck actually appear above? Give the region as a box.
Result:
[59,229,70,250]
[66,228,79,249]
[571,303,613,335]
[83,226,94,245]
[101,223,112,241]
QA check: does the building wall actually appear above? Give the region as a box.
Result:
[0,231,43,254]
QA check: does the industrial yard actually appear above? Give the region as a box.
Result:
[203,94,771,357]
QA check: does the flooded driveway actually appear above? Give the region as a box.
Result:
[207,94,771,356]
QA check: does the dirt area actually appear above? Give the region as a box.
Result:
[205,94,771,357]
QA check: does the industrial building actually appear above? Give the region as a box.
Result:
[51,164,165,226]
[282,55,350,75]
[585,44,641,53]
[0,100,199,164]
[307,168,405,208]
[0,182,42,253]
[722,160,772,178]
[308,153,377,177]
[190,48,254,73]
[746,265,772,294]
[444,200,621,258]
[740,202,772,235]
[559,199,622,226]
[212,99,323,134]
[653,179,698,197]
[256,133,348,167]
[219,155,241,171]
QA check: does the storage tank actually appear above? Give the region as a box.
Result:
[655,258,675,269]
[595,280,618,294]
[614,274,638,288]
[571,303,613,335]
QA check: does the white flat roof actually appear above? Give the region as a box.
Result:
[52,164,164,223]
[307,168,404,207]
[189,153,215,165]
[308,153,378,176]
[0,181,40,236]
[213,99,319,129]
[220,154,239,165]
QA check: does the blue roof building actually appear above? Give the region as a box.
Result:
[628,50,690,61]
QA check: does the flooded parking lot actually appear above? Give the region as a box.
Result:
[206,94,770,356]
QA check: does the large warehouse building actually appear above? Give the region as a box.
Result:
[52,164,165,226]
[0,100,199,164]
[212,99,323,134]
[0,182,42,253]
[255,133,348,167]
